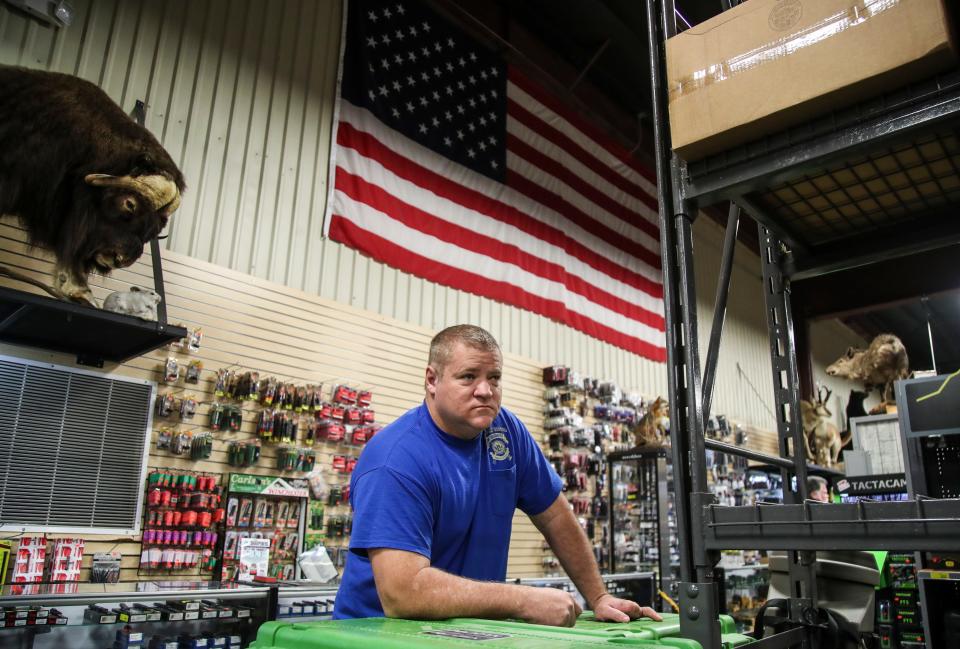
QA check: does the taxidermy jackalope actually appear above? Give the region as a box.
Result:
[800,386,850,468]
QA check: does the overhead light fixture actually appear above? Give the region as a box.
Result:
[4,0,74,27]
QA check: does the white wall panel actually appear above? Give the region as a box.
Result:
[0,0,861,434]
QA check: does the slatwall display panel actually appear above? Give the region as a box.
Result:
[0,359,153,533]
[0,224,552,580]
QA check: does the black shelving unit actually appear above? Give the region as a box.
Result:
[644,1,960,647]
[607,446,675,607]
[0,284,185,367]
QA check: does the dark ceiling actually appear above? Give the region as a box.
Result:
[437,0,725,151]
[441,0,960,374]
[504,0,721,129]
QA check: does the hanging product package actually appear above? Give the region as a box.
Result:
[297,544,338,583]
[306,467,330,501]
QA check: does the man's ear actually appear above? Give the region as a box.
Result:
[425,365,439,396]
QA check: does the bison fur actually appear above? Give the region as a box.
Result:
[0,65,184,306]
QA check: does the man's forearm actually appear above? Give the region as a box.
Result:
[536,502,607,608]
[381,565,524,620]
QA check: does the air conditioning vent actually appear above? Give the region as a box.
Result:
[0,356,154,534]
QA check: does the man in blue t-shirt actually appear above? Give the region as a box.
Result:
[333,324,661,626]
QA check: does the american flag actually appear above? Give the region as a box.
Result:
[326,0,665,361]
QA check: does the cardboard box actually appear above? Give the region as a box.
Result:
[666,0,958,160]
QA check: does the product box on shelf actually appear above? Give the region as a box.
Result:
[165,599,201,621]
[2,605,52,627]
[148,639,179,649]
[666,0,958,160]
[113,628,145,648]
[83,605,118,625]
[200,604,220,620]
[115,605,148,623]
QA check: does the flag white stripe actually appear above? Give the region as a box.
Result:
[506,135,660,254]
[508,80,660,202]
[506,116,661,237]
[333,190,666,346]
[336,144,665,316]
[340,101,662,284]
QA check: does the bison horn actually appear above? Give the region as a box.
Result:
[85,173,181,216]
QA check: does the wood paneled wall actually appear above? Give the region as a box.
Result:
[0,225,551,580]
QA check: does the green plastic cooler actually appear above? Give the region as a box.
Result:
[249,613,754,649]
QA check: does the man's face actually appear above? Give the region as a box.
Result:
[425,342,502,440]
[812,485,829,502]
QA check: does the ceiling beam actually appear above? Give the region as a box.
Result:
[793,245,960,320]
[785,211,960,281]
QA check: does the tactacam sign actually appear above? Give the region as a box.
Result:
[835,474,907,495]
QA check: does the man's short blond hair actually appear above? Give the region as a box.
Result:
[428,325,500,375]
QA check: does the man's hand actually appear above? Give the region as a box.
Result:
[591,593,662,623]
[517,586,583,627]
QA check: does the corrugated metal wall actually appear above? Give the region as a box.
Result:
[691,217,778,429]
[0,0,863,433]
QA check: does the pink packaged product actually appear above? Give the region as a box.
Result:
[13,536,47,584]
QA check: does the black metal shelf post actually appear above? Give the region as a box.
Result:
[645,0,720,646]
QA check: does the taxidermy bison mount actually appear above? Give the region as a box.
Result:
[0,65,184,306]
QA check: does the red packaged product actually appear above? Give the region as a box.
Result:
[324,422,345,442]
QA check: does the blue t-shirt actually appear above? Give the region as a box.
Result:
[332,403,562,619]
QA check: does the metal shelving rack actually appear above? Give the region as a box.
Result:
[644,1,960,647]
[607,446,675,604]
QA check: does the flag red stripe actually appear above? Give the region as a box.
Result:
[507,97,659,221]
[505,169,661,270]
[330,214,667,360]
[508,66,658,185]
[507,132,659,241]
[337,120,663,297]
[335,167,665,330]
